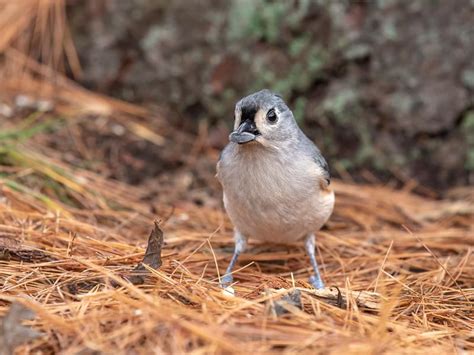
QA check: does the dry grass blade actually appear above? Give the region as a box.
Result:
[0,0,80,77]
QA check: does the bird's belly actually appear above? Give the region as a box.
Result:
[223,185,334,244]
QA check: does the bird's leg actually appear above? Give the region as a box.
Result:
[305,233,325,289]
[221,230,247,288]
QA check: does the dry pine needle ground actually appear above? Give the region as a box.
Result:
[0,146,473,353]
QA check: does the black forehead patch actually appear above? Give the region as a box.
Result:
[236,89,287,122]
[241,104,258,122]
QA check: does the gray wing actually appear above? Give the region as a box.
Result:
[300,133,331,185]
[216,143,232,181]
[313,150,330,185]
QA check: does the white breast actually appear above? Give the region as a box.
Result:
[218,146,334,244]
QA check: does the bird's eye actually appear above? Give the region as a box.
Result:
[266,108,277,123]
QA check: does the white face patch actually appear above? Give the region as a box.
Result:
[234,108,242,130]
[254,108,266,130]
[254,107,280,136]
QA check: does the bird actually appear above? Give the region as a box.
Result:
[216,89,335,289]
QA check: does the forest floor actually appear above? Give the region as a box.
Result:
[0,89,473,354]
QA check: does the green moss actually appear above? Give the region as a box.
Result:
[227,0,258,41]
[354,123,375,165]
[335,158,353,170]
[376,0,398,10]
[228,0,293,43]
[382,20,398,41]
[461,69,474,90]
[389,93,415,116]
[307,46,329,74]
[289,35,311,57]
[462,111,474,171]
[344,43,371,60]
[227,0,333,113]
[320,88,359,124]
[293,97,307,123]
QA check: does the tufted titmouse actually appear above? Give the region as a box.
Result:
[216,89,335,289]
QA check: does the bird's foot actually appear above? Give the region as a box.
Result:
[309,274,325,289]
[220,273,234,288]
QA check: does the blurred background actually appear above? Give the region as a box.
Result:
[1,0,473,207]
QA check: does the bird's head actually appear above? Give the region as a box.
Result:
[229,90,298,148]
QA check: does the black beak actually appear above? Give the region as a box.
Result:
[229,120,260,144]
